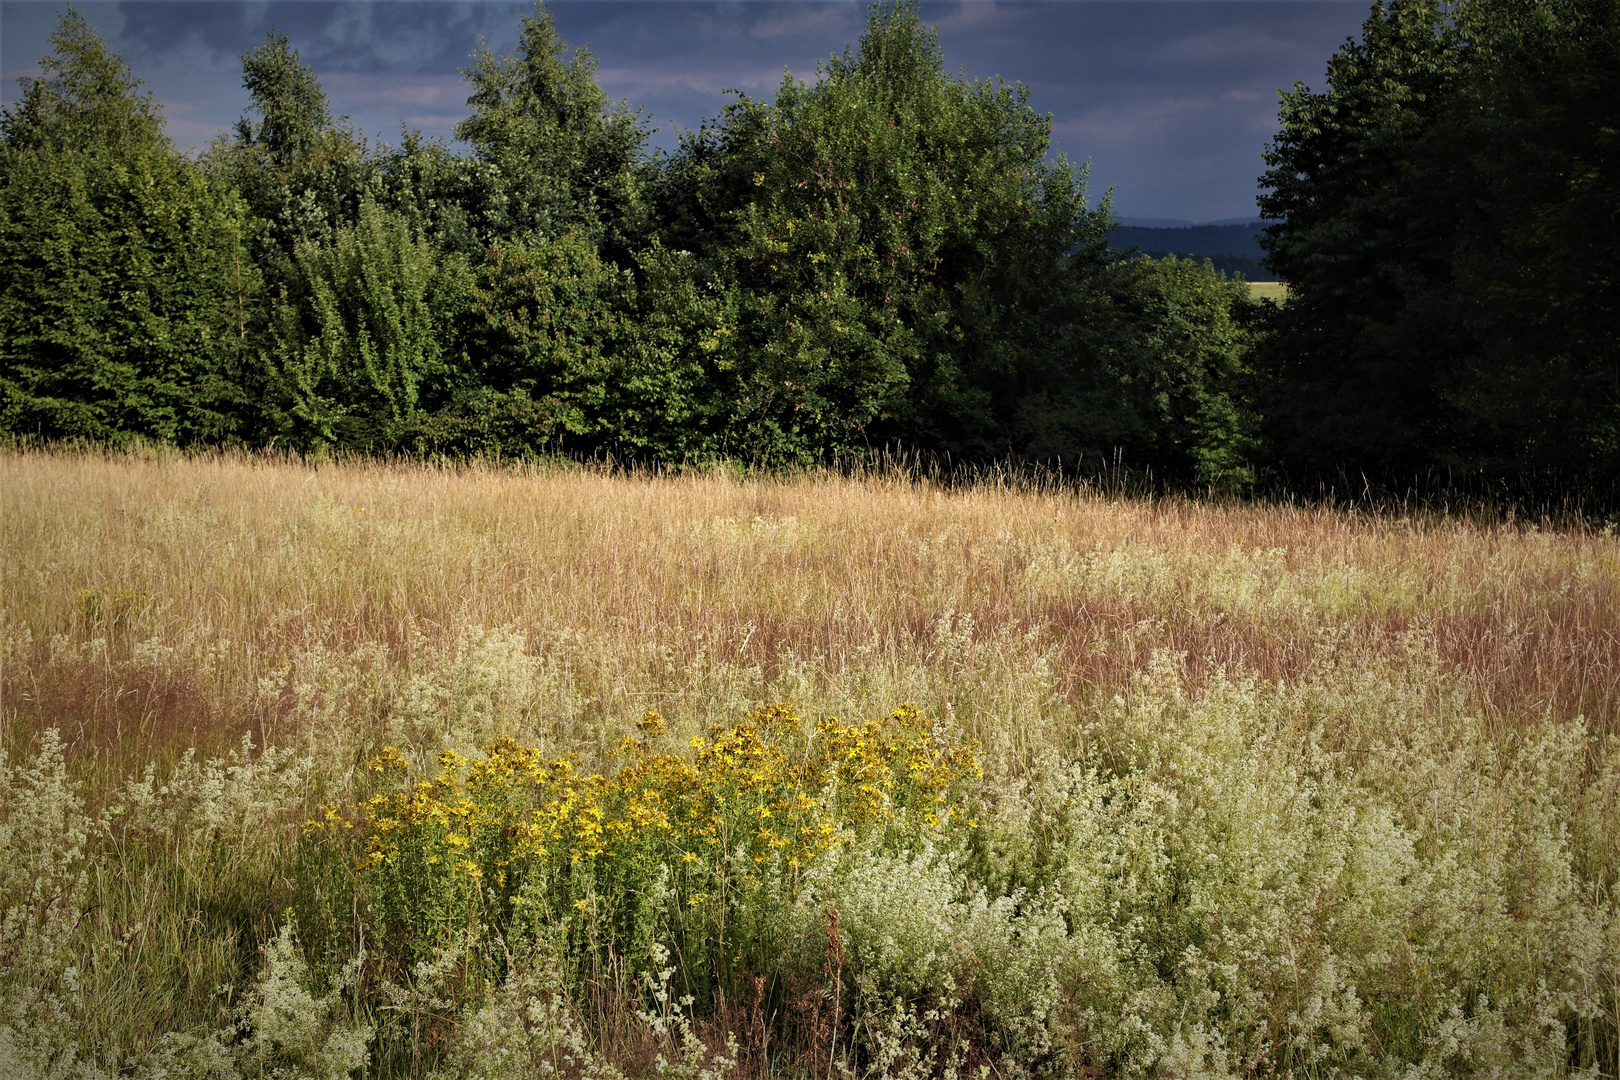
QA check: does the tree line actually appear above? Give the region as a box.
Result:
[1260,0,1618,498]
[2,0,1614,501]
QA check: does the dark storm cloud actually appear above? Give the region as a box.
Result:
[2,1,1368,220]
[113,1,519,73]
[924,3,1371,217]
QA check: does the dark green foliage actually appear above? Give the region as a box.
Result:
[455,5,649,255]
[1016,257,1259,490]
[1137,252,1267,280]
[424,237,724,460]
[206,31,376,258]
[0,7,164,157]
[0,2,1283,492]
[1260,0,1620,493]
[262,200,468,450]
[1445,0,1620,486]
[655,2,1109,461]
[1258,0,1467,477]
[237,28,331,165]
[371,133,482,258]
[0,9,259,445]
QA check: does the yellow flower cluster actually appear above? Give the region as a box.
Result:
[336,703,979,949]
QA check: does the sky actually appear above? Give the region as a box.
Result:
[1,1,1369,222]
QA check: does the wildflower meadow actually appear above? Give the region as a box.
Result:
[2,448,1618,1078]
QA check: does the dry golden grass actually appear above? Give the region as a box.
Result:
[1245,280,1289,302]
[4,446,1616,774]
[5,446,1620,1078]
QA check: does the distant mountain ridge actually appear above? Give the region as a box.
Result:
[1115,217,1263,229]
[1108,218,1271,279]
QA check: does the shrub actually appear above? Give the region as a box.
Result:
[262,200,468,451]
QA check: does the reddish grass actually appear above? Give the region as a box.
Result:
[3,447,1616,779]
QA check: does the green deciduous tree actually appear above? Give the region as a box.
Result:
[206,30,376,258]
[0,9,259,445]
[263,200,467,450]
[1445,0,1620,487]
[456,4,649,255]
[1259,0,1620,494]
[0,0,1268,481]
[432,237,731,461]
[655,0,1108,461]
[1016,256,1259,490]
[1257,0,1467,479]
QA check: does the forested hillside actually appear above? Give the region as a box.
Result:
[1107,222,1268,279]
[2,0,1616,503]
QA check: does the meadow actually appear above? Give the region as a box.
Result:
[2,447,1618,1079]
[1242,282,1289,303]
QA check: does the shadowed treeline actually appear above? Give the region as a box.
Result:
[8,0,1613,505]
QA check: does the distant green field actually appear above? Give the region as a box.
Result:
[1245,280,1289,302]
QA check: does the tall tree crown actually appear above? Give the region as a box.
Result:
[235,31,334,165]
[0,7,164,155]
[454,4,648,248]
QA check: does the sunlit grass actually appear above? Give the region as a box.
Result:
[2,447,1617,1078]
[6,446,1614,768]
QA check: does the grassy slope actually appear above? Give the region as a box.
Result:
[3,448,1618,1077]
